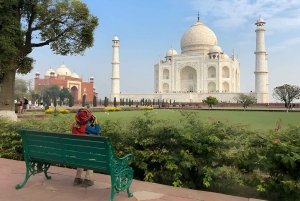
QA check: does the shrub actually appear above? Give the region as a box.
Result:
[2,111,300,200]
[58,108,70,114]
[45,108,70,114]
[104,107,122,112]
[45,108,55,114]
[0,115,73,160]
[141,106,153,110]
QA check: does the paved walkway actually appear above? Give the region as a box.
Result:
[0,158,266,201]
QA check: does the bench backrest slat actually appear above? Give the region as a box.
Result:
[20,129,112,174]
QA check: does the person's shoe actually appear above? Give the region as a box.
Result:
[73,178,83,186]
[82,179,94,187]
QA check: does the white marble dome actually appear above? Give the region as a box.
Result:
[181,21,218,54]
[113,36,119,41]
[56,64,72,76]
[71,72,80,78]
[166,48,178,57]
[209,45,222,53]
[44,68,55,77]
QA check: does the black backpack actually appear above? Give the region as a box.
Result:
[24,99,28,104]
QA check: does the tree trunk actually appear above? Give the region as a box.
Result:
[0,69,16,111]
[0,69,18,121]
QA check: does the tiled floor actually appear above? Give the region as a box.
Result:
[0,158,266,201]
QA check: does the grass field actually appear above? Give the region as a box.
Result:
[94,109,300,131]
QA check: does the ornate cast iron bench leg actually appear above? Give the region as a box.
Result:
[15,160,52,189]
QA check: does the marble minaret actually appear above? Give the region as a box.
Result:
[254,17,269,103]
[110,36,120,101]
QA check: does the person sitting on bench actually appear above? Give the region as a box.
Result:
[72,108,100,187]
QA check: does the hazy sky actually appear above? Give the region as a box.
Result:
[21,0,300,102]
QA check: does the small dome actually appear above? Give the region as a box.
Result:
[181,21,218,54]
[113,36,119,41]
[166,48,178,57]
[222,54,229,60]
[209,45,222,53]
[71,72,80,78]
[255,17,266,26]
[56,64,72,76]
[257,17,265,23]
[35,72,40,75]
[44,68,55,77]
[90,76,94,79]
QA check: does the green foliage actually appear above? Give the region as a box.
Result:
[114,97,117,107]
[14,78,29,99]
[234,93,256,110]
[93,95,97,107]
[0,0,98,111]
[82,94,86,107]
[45,85,60,99]
[3,110,300,200]
[59,87,71,105]
[104,97,108,107]
[0,114,73,160]
[54,97,57,108]
[202,96,218,109]
[273,84,300,109]
[68,94,74,107]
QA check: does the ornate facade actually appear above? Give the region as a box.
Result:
[112,16,269,103]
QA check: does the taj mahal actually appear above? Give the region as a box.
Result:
[110,15,269,104]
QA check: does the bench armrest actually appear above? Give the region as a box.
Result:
[111,153,133,170]
[119,154,133,162]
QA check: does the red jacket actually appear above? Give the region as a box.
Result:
[72,122,88,135]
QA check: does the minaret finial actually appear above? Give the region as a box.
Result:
[197,12,200,22]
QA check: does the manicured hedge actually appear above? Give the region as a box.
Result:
[1,111,299,200]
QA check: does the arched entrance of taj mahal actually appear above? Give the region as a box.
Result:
[179,66,197,92]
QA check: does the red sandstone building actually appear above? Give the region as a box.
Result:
[34,64,97,102]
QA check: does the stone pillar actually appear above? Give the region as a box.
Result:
[110,36,120,101]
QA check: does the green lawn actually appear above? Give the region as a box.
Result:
[94,109,300,131]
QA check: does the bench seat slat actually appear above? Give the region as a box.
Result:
[28,146,109,163]
[27,140,62,149]
[61,138,105,148]
[64,144,107,155]
[28,151,109,172]
[27,140,108,155]
[26,134,60,143]
[64,150,108,161]
[26,134,106,148]
[28,151,64,162]
[28,145,63,155]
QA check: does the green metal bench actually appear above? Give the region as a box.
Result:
[15,129,134,201]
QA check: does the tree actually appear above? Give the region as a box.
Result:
[0,0,98,116]
[29,89,40,104]
[273,84,300,112]
[82,94,86,107]
[202,96,218,110]
[45,85,60,100]
[68,94,74,107]
[59,87,71,106]
[104,97,108,107]
[93,95,97,107]
[14,78,30,100]
[233,93,256,111]
[113,97,117,107]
